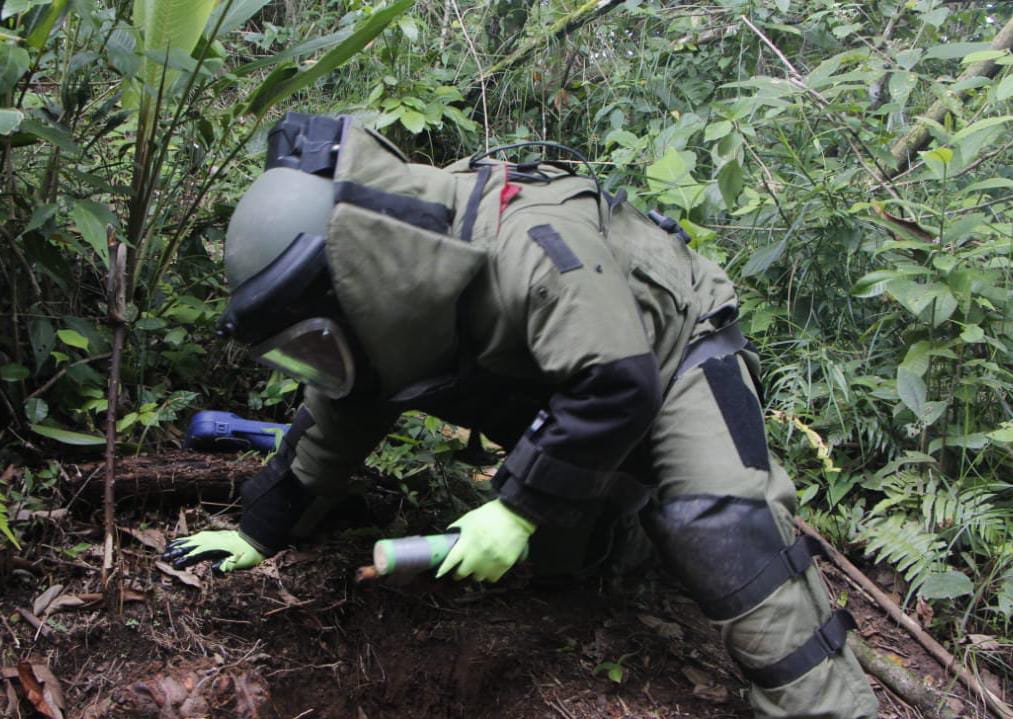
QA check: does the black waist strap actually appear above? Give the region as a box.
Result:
[669,321,748,391]
[703,535,825,621]
[741,610,857,689]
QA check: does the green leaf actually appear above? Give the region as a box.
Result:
[960,177,1013,194]
[70,200,111,267]
[135,0,217,99]
[0,109,23,135]
[997,75,1013,103]
[896,367,926,417]
[30,424,105,446]
[923,42,990,62]
[56,329,89,351]
[987,422,1013,444]
[741,239,786,278]
[0,363,29,381]
[895,49,923,71]
[397,14,419,42]
[900,341,932,376]
[24,398,48,424]
[605,128,639,149]
[952,115,1013,142]
[243,0,415,118]
[704,120,732,142]
[961,50,1007,65]
[18,118,80,154]
[920,147,952,180]
[207,0,272,35]
[0,43,30,95]
[398,108,425,134]
[25,0,68,49]
[960,324,984,343]
[717,159,743,210]
[921,571,972,600]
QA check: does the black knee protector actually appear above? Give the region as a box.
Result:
[642,494,824,622]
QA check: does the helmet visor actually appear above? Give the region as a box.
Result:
[251,317,355,400]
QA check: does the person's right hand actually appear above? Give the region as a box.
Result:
[162,530,265,574]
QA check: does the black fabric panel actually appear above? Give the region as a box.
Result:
[460,166,491,243]
[238,406,316,552]
[701,354,769,471]
[538,352,661,467]
[333,180,453,235]
[742,610,857,688]
[528,224,583,273]
[643,495,790,611]
[492,353,661,528]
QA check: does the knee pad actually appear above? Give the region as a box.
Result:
[643,494,824,622]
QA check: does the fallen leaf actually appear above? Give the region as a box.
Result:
[2,677,16,714]
[44,595,90,615]
[682,665,729,704]
[15,608,51,638]
[29,664,65,715]
[14,508,68,522]
[682,666,711,686]
[638,614,683,640]
[692,682,729,703]
[915,596,934,627]
[79,696,112,719]
[16,663,61,719]
[155,561,202,589]
[33,585,64,616]
[967,634,1000,651]
[121,526,166,553]
[121,588,147,603]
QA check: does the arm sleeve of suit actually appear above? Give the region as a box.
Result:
[492,216,663,528]
[239,387,397,553]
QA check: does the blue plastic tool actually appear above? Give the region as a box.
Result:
[183,411,289,453]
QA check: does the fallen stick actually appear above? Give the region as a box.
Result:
[849,636,960,719]
[796,517,1013,719]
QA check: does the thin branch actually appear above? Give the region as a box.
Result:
[25,353,113,401]
[796,518,1013,719]
[449,0,490,150]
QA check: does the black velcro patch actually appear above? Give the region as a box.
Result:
[528,224,583,273]
[701,354,770,471]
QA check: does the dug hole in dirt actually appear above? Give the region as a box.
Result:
[0,451,993,718]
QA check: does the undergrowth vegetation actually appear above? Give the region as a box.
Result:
[1,0,1010,678]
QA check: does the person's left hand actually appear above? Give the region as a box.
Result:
[162,530,266,574]
[436,499,536,582]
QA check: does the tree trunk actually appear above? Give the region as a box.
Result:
[887,15,1013,178]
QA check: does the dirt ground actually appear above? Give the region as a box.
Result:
[0,452,1004,718]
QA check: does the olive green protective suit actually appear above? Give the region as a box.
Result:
[238,121,877,718]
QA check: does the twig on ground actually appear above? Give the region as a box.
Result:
[796,518,1013,719]
[849,636,961,719]
[1,612,20,648]
[15,607,51,639]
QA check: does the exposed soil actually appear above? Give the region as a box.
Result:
[0,452,1002,718]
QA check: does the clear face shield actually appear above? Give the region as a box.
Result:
[218,233,356,400]
[251,318,355,400]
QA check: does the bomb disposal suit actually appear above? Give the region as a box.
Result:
[164,114,877,718]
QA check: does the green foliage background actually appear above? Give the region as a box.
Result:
[0,0,1010,669]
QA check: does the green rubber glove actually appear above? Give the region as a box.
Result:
[163,530,266,574]
[436,499,536,582]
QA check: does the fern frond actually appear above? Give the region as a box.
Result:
[860,515,947,591]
